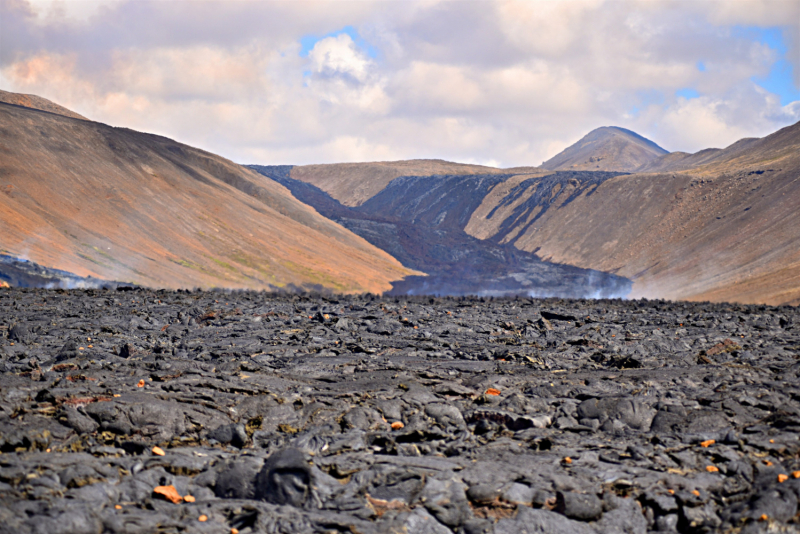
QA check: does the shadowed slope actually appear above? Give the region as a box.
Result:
[542,126,669,172]
[0,102,416,292]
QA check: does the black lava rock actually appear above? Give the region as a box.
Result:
[255,448,312,507]
[0,288,798,533]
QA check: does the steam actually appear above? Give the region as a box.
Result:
[0,254,134,290]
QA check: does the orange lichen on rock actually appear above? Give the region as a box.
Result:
[366,494,412,517]
[198,515,208,522]
[700,440,715,448]
[151,446,166,456]
[153,485,183,504]
[778,474,789,483]
[706,465,719,473]
[137,379,145,388]
[485,388,501,396]
[183,495,196,503]
[391,421,404,430]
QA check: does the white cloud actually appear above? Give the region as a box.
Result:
[309,33,372,82]
[304,33,390,113]
[25,0,124,23]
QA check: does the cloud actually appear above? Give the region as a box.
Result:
[309,33,373,82]
[655,86,800,152]
[0,0,798,167]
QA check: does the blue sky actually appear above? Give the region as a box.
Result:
[665,27,798,107]
[740,26,800,105]
[300,26,378,59]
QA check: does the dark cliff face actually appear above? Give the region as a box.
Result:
[250,165,632,298]
[474,171,625,247]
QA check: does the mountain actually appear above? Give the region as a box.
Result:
[466,121,800,305]
[273,121,800,305]
[6,89,794,303]
[541,126,669,172]
[636,138,761,173]
[0,95,416,292]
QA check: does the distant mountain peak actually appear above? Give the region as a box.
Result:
[542,126,669,172]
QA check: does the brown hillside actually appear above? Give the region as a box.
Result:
[0,89,89,121]
[0,102,416,292]
[541,126,669,172]
[637,138,761,173]
[466,121,800,305]
[291,159,510,207]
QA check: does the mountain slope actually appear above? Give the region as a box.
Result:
[639,122,799,176]
[541,126,669,172]
[262,121,800,304]
[0,100,416,292]
[289,159,511,207]
[466,121,800,305]
[0,89,88,120]
[637,138,761,173]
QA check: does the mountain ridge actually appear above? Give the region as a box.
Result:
[251,165,632,298]
[465,120,800,304]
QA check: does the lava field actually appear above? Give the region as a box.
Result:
[1,288,799,534]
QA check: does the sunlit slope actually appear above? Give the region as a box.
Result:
[0,89,89,121]
[541,126,669,172]
[0,102,416,292]
[466,121,800,305]
[290,160,515,207]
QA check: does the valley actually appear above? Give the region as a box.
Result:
[251,165,630,298]
[1,88,798,305]
[283,124,800,305]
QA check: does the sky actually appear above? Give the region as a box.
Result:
[1,0,799,167]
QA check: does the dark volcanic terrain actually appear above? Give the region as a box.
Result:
[250,165,631,299]
[1,288,800,533]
